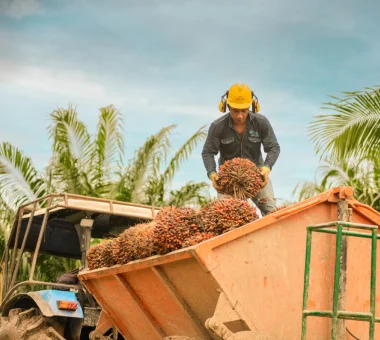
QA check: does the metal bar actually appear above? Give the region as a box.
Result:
[9,202,37,290]
[303,221,379,338]
[303,310,332,318]
[151,267,212,339]
[63,192,160,209]
[0,280,80,310]
[8,207,25,287]
[301,228,312,340]
[338,311,372,321]
[314,228,379,239]
[113,274,165,337]
[336,199,351,338]
[2,247,9,297]
[369,228,377,339]
[303,310,376,321]
[309,221,378,230]
[29,196,53,281]
[331,224,343,340]
[17,193,59,209]
[59,204,156,221]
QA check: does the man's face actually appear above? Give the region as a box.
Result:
[229,107,249,125]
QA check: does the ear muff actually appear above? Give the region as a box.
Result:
[218,88,260,113]
[218,91,229,113]
[251,91,260,113]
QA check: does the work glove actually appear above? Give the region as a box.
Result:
[260,166,271,188]
[209,172,222,191]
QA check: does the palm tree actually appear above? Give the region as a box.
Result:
[0,105,209,210]
[293,157,380,211]
[0,104,210,282]
[294,86,380,211]
[117,124,209,207]
[309,86,380,160]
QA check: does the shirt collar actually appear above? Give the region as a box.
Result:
[228,111,254,128]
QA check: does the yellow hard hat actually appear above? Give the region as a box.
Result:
[218,83,260,113]
[227,83,253,109]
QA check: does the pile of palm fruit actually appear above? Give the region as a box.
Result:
[87,240,115,270]
[112,222,156,264]
[201,197,259,234]
[87,158,264,270]
[153,206,202,254]
[87,197,259,270]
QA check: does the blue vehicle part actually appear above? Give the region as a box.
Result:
[2,290,84,319]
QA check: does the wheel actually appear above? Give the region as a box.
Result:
[0,308,65,340]
[162,337,202,340]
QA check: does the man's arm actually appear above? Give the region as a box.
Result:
[260,116,280,169]
[201,123,220,178]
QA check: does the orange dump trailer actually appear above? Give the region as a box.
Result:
[78,187,380,339]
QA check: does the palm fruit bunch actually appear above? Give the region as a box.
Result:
[153,206,202,255]
[112,222,156,265]
[181,232,216,248]
[216,157,263,200]
[200,197,259,235]
[87,240,115,270]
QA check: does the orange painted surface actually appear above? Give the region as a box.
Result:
[78,187,380,339]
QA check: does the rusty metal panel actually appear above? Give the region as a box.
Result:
[84,274,162,340]
[120,264,210,338]
[78,187,380,339]
[158,259,220,325]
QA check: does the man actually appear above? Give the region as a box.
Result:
[201,83,280,216]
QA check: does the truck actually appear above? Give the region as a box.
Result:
[0,193,160,339]
[1,187,380,339]
[77,186,380,339]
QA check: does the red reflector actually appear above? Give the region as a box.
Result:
[57,300,78,311]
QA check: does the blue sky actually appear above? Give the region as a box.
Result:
[0,0,379,202]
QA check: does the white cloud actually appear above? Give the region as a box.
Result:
[0,59,125,104]
[0,0,42,19]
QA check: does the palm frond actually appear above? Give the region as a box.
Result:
[161,125,207,186]
[124,125,175,201]
[49,105,92,161]
[309,87,380,160]
[0,142,46,210]
[293,156,380,212]
[48,105,93,194]
[167,181,210,208]
[93,105,124,194]
[139,176,165,206]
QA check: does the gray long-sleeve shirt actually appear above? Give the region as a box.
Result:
[201,111,280,177]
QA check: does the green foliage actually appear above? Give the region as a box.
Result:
[294,86,380,212]
[167,181,211,207]
[116,124,209,208]
[294,155,380,211]
[309,87,380,160]
[0,143,46,209]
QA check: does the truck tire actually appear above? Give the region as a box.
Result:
[162,337,202,340]
[0,307,65,340]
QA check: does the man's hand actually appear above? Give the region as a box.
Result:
[209,172,222,191]
[260,166,271,188]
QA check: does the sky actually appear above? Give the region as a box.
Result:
[0,0,379,202]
